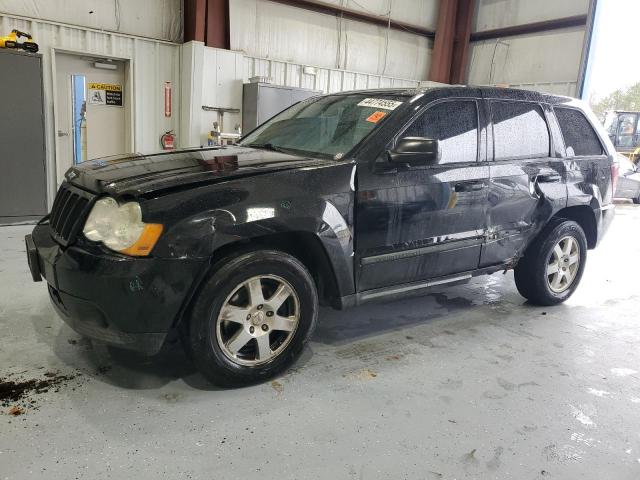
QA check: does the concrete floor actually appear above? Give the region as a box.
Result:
[1,205,640,480]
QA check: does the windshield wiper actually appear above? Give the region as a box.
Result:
[244,143,292,154]
[244,143,332,160]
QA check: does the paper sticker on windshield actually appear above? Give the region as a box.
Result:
[366,111,387,123]
[358,98,403,110]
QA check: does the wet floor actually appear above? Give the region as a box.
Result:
[1,203,640,479]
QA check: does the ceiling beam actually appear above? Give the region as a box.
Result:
[267,0,435,38]
[470,15,588,42]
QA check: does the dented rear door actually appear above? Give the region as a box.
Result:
[480,100,567,267]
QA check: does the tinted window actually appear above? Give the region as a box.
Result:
[555,107,604,156]
[492,101,550,160]
[400,101,478,164]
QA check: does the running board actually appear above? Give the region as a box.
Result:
[333,263,511,309]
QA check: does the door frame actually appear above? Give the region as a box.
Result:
[50,48,134,197]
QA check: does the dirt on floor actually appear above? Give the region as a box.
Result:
[0,371,79,415]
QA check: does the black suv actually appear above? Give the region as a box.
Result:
[26,86,616,386]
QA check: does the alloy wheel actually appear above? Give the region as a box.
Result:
[546,236,580,293]
[215,275,300,366]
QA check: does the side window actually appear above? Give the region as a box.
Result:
[492,101,550,160]
[400,100,478,164]
[554,107,604,156]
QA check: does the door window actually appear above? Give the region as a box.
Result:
[399,100,479,164]
[71,75,87,164]
[554,107,604,156]
[492,101,550,160]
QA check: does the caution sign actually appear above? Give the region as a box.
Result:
[88,82,123,106]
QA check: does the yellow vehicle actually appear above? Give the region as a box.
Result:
[0,29,39,53]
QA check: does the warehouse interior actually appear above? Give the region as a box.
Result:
[3,0,640,478]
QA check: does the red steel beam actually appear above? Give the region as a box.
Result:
[184,0,206,43]
[206,0,230,49]
[449,0,475,84]
[429,0,458,83]
[267,0,435,38]
[470,14,588,42]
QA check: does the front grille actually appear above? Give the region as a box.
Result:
[49,183,95,246]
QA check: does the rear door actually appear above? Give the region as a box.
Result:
[356,98,490,291]
[480,100,566,267]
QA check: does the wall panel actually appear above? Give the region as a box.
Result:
[229,0,434,80]
[0,13,181,206]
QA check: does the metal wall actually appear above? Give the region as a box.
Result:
[0,13,181,207]
[182,43,423,148]
[229,0,436,80]
[0,0,182,42]
[468,0,592,96]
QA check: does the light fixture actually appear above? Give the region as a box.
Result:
[94,61,117,70]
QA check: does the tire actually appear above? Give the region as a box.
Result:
[514,218,587,306]
[187,249,318,387]
[633,196,640,205]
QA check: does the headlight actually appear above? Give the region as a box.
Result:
[83,197,163,256]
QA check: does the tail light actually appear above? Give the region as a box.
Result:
[611,160,620,194]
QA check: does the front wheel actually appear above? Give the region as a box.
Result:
[187,249,318,387]
[514,219,587,306]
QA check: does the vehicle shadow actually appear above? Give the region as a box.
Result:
[50,275,523,391]
[312,272,528,345]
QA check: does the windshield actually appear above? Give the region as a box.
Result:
[240,94,407,159]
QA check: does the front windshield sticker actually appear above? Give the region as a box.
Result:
[366,111,387,123]
[357,98,403,110]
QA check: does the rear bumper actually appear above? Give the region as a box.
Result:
[27,223,206,354]
[595,203,615,248]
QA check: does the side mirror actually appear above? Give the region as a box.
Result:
[388,137,440,166]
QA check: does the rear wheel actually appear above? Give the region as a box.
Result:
[187,249,318,386]
[514,219,587,306]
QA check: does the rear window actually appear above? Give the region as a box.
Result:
[555,107,604,156]
[492,101,550,160]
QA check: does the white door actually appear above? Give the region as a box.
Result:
[55,53,128,182]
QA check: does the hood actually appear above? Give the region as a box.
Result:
[65,146,335,196]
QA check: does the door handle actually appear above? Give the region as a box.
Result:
[57,130,69,137]
[454,181,485,192]
[536,173,562,183]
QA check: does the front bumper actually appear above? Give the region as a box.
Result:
[26,223,206,354]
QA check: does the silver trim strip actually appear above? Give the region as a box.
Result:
[360,273,472,300]
[361,231,483,266]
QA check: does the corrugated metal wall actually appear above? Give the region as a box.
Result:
[0,0,182,42]
[229,0,436,81]
[187,45,423,147]
[0,13,181,206]
[468,0,591,96]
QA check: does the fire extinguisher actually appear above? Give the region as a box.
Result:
[160,130,175,150]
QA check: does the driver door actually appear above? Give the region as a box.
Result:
[355,99,490,292]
